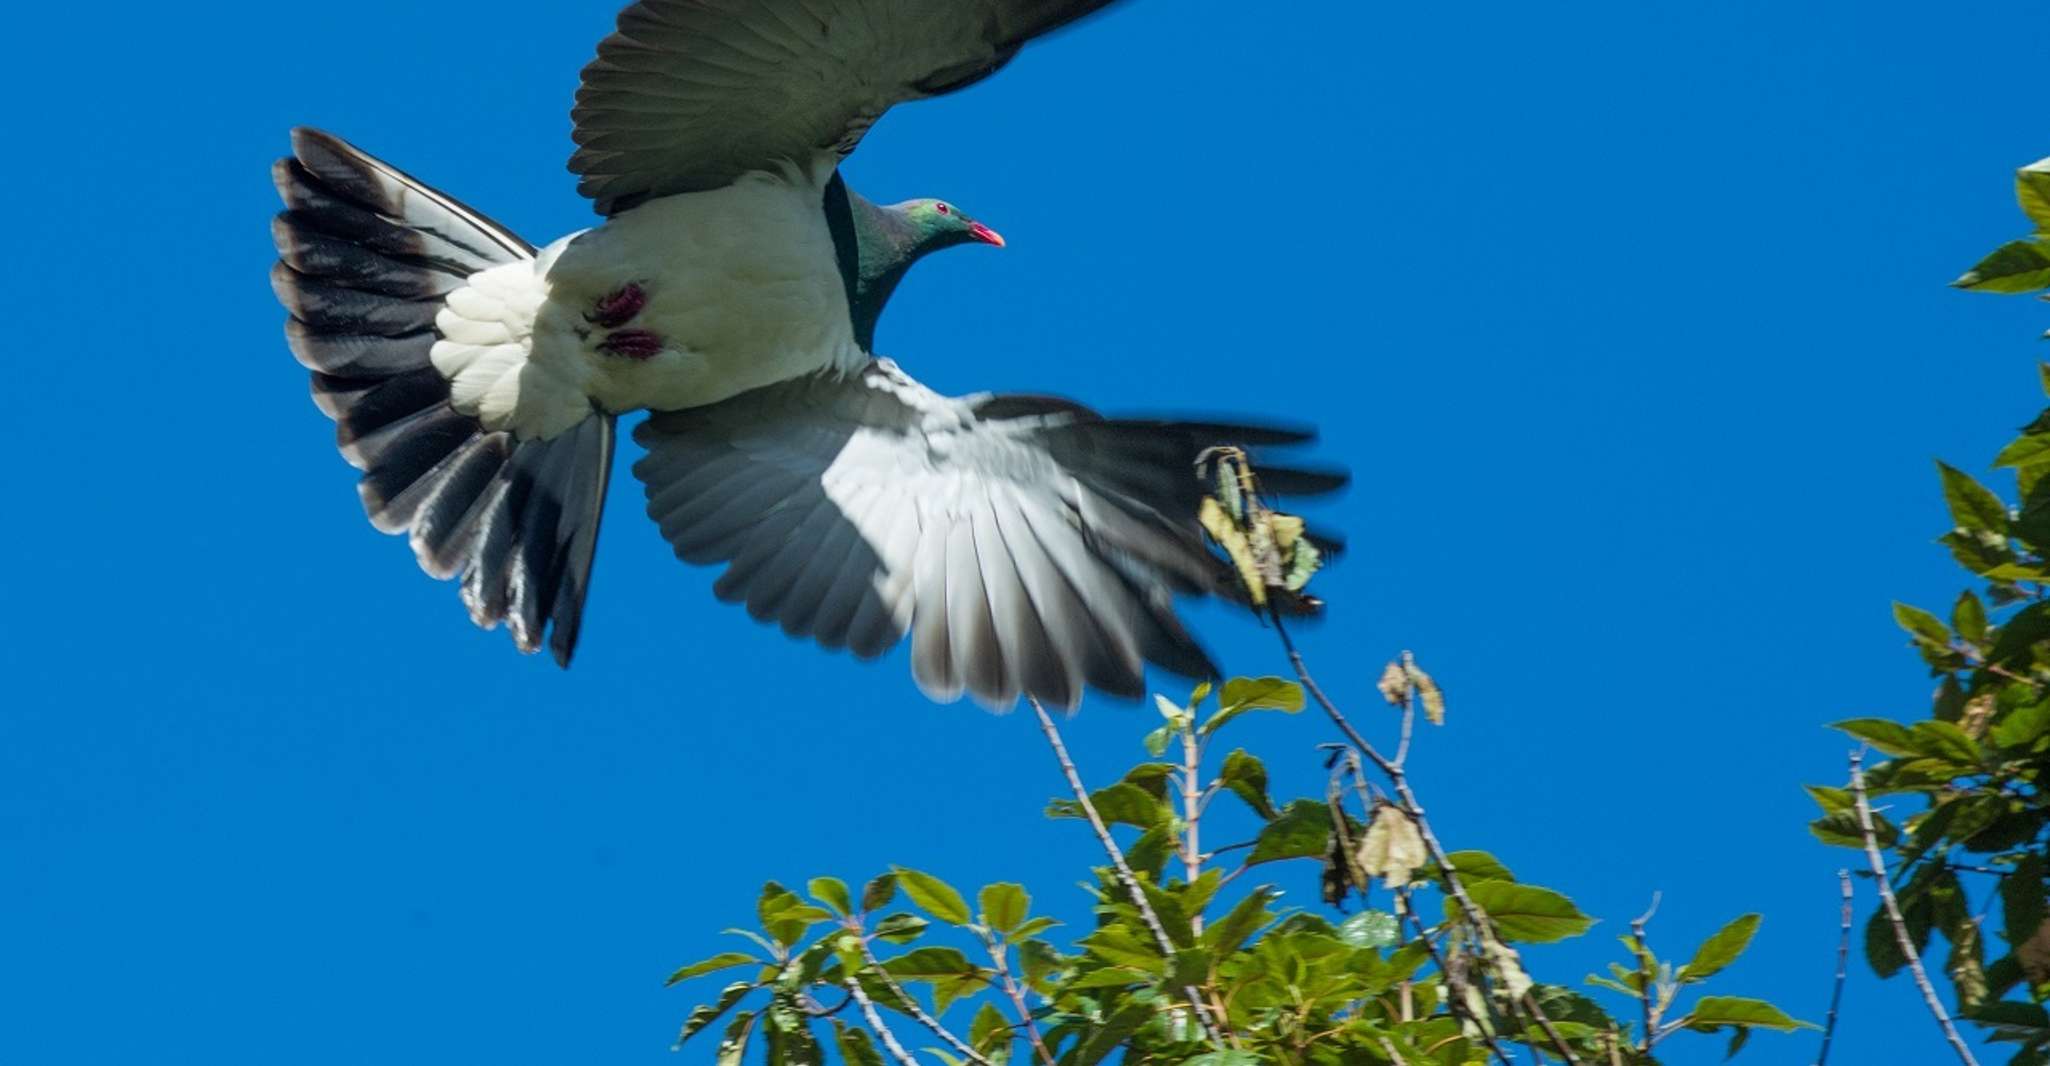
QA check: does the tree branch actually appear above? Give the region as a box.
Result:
[1270,609,1583,1065]
[1815,870,1852,1066]
[1850,750,1980,1066]
[1028,697,1226,1045]
[1629,893,1662,1055]
[1396,887,1515,1066]
[855,932,992,1066]
[846,975,921,1066]
[979,929,1057,1066]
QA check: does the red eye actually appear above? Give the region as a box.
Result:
[936,203,951,215]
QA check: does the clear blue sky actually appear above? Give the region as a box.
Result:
[4,1,2048,1062]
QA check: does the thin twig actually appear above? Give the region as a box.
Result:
[1029,697,1226,1045]
[1816,870,1852,1066]
[1397,887,1515,1066]
[1393,651,1419,767]
[856,932,992,1066]
[979,930,1057,1066]
[1271,610,1583,1065]
[1629,893,1662,1055]
[1181,723,1205,927]
[1380,1035,1412,1064]
[1850,750,1980,1066]
[846,976,920,1066]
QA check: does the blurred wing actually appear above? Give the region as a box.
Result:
[631,361,1344,709]
[571,0,1123,213]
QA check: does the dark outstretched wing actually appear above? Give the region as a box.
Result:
[571,0,1124,213]
[631,361,1345,709]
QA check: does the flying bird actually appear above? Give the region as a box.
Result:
[269,0,1343,709]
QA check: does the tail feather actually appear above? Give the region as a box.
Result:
[272,127,612,666]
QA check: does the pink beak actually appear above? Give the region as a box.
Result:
[968,221,1006,248]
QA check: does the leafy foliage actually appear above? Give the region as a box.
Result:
[1804,156,2050,1066]
[670,670,1806,1063]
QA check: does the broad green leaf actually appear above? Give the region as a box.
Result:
[1954,239,2050,293]
[1992,700,2050,750]
[1910,720,1982,765]
[1937,463,2010,535]
[808,877,852,917]
[757,883,832,948]
[1078,925,1165,972]
[1683,995,1816,1032]
[1338,910,1401,949]
[1201,676,1305,734]
[714,1010,758,1066]
[891,867,972,925]
[1892,602,1952,649]
[2004,856,2049,951]
[1201,886,1279,957]
[1124,826,1175,881]
[1810,810,1896,849]
[872,913,929,944]
[1441,850,1516,883]
[1182,1054,1262,1066]
[1953,590,1990,644]
[1014,916,1060,940]
[969,1002,1010,1059]
[882,946,979,980]
[1247,799,1337,865]
[1831,717,1918,757]
[1804,785,1852,814]
[1066,1002,1153,1066]
[1045,782,1171,831]
[1989,601,2050,665]
[666,952,761,987]
[674,982,753,1048]
[2019,160,2050,229]
[832,1022,885,1066]
[860,874,897,914]
[1679,914,1761,983]
[1449,881,1594,943]
[1218,748,1278,820]
[978,883,1028,935]
[1142,725,1173,758]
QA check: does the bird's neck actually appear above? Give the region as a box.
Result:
[825,174,924,352]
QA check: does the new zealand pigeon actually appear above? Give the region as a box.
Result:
[268,0,1343,709]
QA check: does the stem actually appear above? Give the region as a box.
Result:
[1815,870,1852,1066]
[846,976,920,1066]
[1397,887,1515,1066]
[1029,697,1226,1045]
[1181,724,1205,930]
[856,931,992,1066]
[1850,750,1980,1066]
[1270,609,1582,1065]
[980,930,1056,1066]
[1629,894,1662,1055]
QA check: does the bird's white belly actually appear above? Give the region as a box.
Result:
[541,167,861,415]
[428,163,860,441]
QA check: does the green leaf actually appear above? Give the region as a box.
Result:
[832,1022,885,1066]
[969,1002,1010,1059]
[1442,850,1516,884]
[1201,676,1305,734]
[1045,783,1171,831]
[1910,720,1982,765]
[1954,239,2050,293]
[1954,590,1990,644]
[675,982,754,1048]
[808,877,852,917]
[1679,914,1761,983]
[1804,785,1852,814]
[1683,995,1816,1032]
[2019,160,2050,229]
[1201,885,1278,957]
[1124,826,1175,881]
[882,946,978,980]
[1338,910,1401,949]
[714,1010,758,1066]
[891,867,972,925]
[860,874,897,914]
[1142,725,1173,758]
[1247,799,1336,865]
[1938,463,2011,535]
[1992,700,2050,750]
[978,883,1028,935]
[872,912,929,944]
[666,952,762,987]
[1217,749,1278,821]
[2005,855,2049,950]
[1990,601,2050,665]
[1181,1054,1263,1066]
[1078,925,1166,972]
[758,882,832,948]
[1893,601,1953,649]
[1449,881,1595,944]
[1832,717,1918,757]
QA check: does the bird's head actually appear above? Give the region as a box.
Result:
[896,198,1006,254]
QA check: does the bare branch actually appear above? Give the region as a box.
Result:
[1028,697,1227,1045]
[846,975,920,1066]
[1816,870,1853,1066]
[978,930,1056,1066]
[1850,749,1980,1066]
[1270,608,1583,1065]
[1629,893,1663,1055]
[854,932,992,1066]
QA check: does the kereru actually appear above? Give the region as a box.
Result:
[268,0,1343,710]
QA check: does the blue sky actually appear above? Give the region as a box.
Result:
[4,1,2049,1062]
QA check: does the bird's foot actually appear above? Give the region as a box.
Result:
[587,282,647,329]
[597,328,665,360]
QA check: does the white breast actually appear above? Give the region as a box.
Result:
[428,156,861,441]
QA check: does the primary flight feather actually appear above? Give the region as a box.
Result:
[269,0,1344,709]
